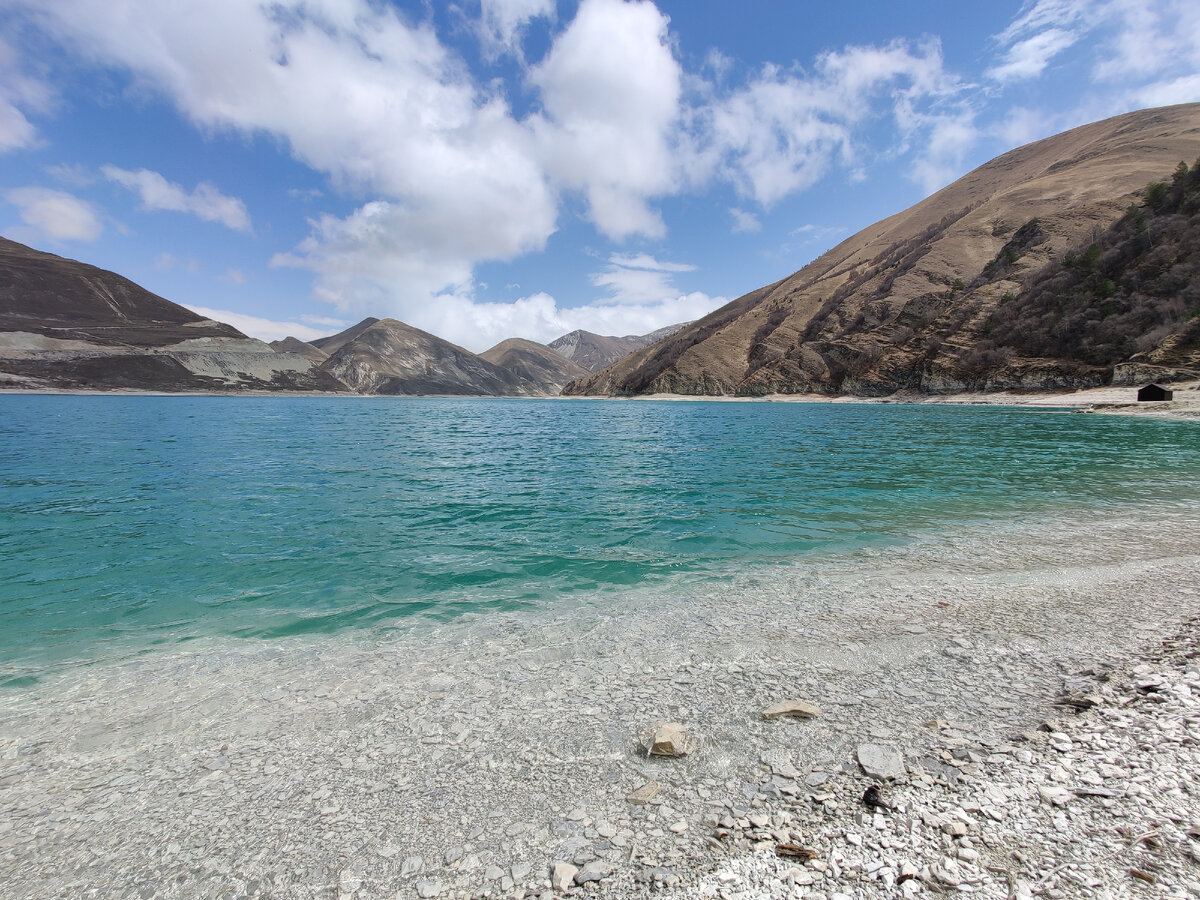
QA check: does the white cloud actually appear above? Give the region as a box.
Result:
[182,305,330,343]
[101,165,252,232]
[994,105,1059,148]
[1137,73,1200,108]
[988,0,1200,112]
[1092,0,1200,96]
[44,162,95,187]
[271,199,483,317]
[477,0,555,57]
[3,186,102,241]
[607,253,695,273]
[0,38,50,153]
[995,0,1088,45]
[300,314,350,330]
[590,253,698,306]
[902,108,980,194]
[415,290,721,352]
[730,207,761,234]
[21,0,558,289]
[529,0,683,240]
[697,39,972,206]
[987,27,1079,82]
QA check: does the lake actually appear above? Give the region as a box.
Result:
[2,395,1199,685]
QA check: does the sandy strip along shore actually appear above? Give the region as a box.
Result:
[5,381,1200,423]
[2,502,1199,900]
[643,380,1200,424]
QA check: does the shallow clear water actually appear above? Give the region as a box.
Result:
[2,395,1198,684]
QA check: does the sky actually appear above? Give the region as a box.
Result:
[1,0,1199,352]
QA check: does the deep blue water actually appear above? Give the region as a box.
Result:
[2,396,1199,684]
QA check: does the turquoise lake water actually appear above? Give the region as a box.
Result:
[2,396,1199,686]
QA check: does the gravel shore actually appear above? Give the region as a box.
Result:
[2,507,1199,899]
[666,617,1200,900]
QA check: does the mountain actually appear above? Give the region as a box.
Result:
[565,103,1200,397]
[548,323,687,373]
[269,337,328,364]
[318,318,546,396]
[0,237,347,392]
[479,338,589,394]
[310,317,380,356]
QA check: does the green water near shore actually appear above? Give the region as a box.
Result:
[2,395,1198,684]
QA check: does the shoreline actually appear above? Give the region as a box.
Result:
[4,381,1198,423]
[3,505,1199,899]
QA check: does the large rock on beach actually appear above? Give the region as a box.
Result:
[641,723,697,757]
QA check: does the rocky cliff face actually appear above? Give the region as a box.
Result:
[319,319,549,396]
[478,338,588,395]
[548,323,686,373]
[309,318,380,356]
[0,238,347,392]
[565,104,1200,397]
[269,337,329,365]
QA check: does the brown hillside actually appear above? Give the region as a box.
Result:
[269,336,329,364]
[565,103,1200,397]
[319,319,539,396]
[479,338,588,395]
[548,323,687,372]
[0,237,347,392]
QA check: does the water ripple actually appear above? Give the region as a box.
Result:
[1,396,1198,681]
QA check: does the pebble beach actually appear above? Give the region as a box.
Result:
[3,500,1199,900]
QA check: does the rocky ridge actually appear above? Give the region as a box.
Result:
[0,237,347,393]
[478,339,589,396]
[269,337,329,365]
[549,324,686,374]
[0,235,680,396]
[318,319,574,396]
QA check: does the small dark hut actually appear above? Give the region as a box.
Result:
[1137,384,1173,401]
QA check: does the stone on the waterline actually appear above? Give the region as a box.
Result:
[857,744,906,780]
[761,699,822,720]
[627,781,661,804]
[551,862,578,892]
[641,723,696,757]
